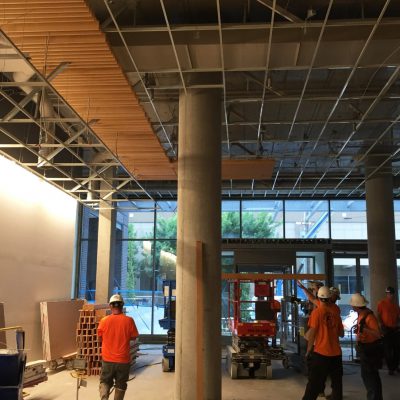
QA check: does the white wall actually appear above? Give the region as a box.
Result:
[0,155,77,360]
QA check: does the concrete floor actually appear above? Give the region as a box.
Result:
[25,346,399,400]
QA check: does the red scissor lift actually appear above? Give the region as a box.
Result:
[226,278,289,379]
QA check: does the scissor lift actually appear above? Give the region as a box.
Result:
[225,277,288,379]
[158,280,176,372]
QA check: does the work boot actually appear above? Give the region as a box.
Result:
[114,388,126,400]
[99,383,110,400]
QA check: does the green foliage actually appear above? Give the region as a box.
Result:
[221,211,240,237]
[126,224,153,290]
[242,211,279,238]
[156,214,177,239]
[126,224,136,290]
[125,210,280,290]
[126,215,178,290]
[222,211,280,238]
[156,215,177,280]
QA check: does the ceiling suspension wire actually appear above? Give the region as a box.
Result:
[289,0,392,197]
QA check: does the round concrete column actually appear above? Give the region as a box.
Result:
[175,89,221,400]
[365,154,397,310]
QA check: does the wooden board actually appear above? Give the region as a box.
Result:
[0,303,5,349]
[221,159,275,180]
[40,300,84,361]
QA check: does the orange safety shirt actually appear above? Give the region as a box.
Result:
[98,314,139,363]
[377,298,400,328]
[309,303,342,357]
[308,300,341,327]
[356,310,380,344]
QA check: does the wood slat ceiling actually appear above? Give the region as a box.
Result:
[0,0,176,180]
[0,0,274,182]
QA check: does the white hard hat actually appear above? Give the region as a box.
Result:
[349,293,368,307]
[330,287,341,299]
[109,294,124,304]
[317,286,331,299]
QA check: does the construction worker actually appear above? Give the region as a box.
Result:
[98,294,139,400]
[329,287,341,304]
[377,286,400,375]
[350,293,383,400]
[298,282,342,398]
[298,281,340,308]
[297,280,324,310]
[302,286,344,400]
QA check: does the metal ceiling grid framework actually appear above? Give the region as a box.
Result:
[0,0,174,184]
[97,0,400,198]
[0,29,152,210]
[0,0,400,200]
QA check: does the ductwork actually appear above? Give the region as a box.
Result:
[10,69,56,167]
[37,89,56,167]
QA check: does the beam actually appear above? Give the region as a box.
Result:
[103,19,400,34]
[256,0,302,23]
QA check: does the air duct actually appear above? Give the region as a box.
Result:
[11,70,56,167]
[37,89,56,167]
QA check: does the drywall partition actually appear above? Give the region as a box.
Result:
[0,156,77,360]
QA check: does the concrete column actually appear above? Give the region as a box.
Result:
[95,201,116,304]
[175,89,221,400]
[365,154,397,310]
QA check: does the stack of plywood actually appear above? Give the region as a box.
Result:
[76,304,108,376]
[40,300,85,369]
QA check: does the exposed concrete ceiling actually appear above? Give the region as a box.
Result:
[1,0,400,201]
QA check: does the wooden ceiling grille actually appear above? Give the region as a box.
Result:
[0,0,176,180]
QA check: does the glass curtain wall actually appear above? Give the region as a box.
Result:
[330,200,367,239]
[394,200,400,240]
[222,200,240,238]
[115,201,155,334]
[242,200,283,238]
[285,200,329,238]
[77,198,399,336]
[113,201,177,335]
[78,206,99,300]
[153,201,177,334]
[333,257,358,326]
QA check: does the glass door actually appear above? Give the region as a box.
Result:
[333,257,358,329]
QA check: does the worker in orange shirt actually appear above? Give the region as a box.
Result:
[298,282,342,398]
[302,286,344,400]
[297,281,341,316]
[350,293,383,400]
[377,286,400,375]
[98,294,139,400]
